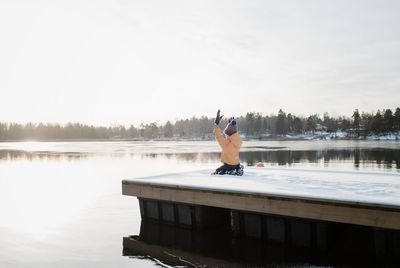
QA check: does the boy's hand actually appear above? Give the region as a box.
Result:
[214,109,224,125]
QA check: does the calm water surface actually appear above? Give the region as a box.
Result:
[0,140,399,267]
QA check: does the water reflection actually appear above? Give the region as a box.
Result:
[124,220,388,267]
[123,220,298,267]
[0,150,90,161]
[142,149,400,171]
[1,141,399,267]
[2,148,400,171]
[239,149,400,169]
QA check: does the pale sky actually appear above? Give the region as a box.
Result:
[1,0,399,125]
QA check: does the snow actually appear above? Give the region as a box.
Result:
[284,131,347,140]
[128,167,400,208]
[367,133,400,141]
[283,130,396,141]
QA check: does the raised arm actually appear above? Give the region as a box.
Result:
[214,126,229,149]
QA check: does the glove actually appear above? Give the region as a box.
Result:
[228,117,236,126]
[214,109,223,125]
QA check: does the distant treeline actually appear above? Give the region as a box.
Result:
[0,108,399,141]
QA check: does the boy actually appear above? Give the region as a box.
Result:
[213,110,244,176]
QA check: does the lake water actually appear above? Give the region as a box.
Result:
[0,140,399,267]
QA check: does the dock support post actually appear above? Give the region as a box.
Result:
[265,216,286,243]
[231,210,327,251]
[138,198,230,230]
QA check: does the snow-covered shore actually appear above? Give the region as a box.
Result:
[251,131,400,141]
[367,133,400,141]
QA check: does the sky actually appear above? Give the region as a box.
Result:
[1,0,400,125]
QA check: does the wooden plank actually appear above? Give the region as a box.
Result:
[122,181,400,230]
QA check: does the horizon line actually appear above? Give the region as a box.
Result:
[1,107,399,127]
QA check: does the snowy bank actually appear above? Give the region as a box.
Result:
[367,133,400,141]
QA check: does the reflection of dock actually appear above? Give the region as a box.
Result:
[122,168,400,265]
[123,228,241,267]
[123,221,326,267]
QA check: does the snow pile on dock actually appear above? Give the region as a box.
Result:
[129,167,400,207]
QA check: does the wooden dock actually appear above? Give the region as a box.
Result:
[122,168,400,262]
[122,168,400,230]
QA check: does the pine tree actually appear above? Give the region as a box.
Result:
[128,125,139,138]
[352,109,361,137]
[293,117,303,133]
[361,113,373,137]
[245,113,255,136]
[164,121,174,138]
[394,107,400,131]
[372,110,383,134]
[276,109,288,135]
[383,109,395,133]
[306,115,318,132]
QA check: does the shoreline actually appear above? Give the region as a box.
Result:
[0,137,399,143]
